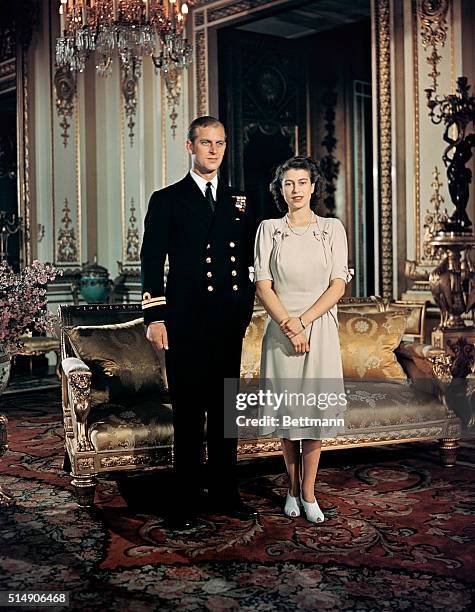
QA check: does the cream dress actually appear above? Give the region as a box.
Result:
[254,214,353,440]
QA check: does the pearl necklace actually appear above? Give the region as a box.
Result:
[285,212,314,236]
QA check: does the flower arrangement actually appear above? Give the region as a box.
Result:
[0,260,62,354]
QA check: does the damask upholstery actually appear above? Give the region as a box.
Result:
[65,318,166,406]
[338,299,427,344]
[342,381,448,429]
[88,399,173,452]
[243,309,410,381]
[338,310,408,380]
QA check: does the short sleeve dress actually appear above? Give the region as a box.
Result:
[254,215,353,440]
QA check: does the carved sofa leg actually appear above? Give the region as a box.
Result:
[439,438,459,467]
[71,474,97,507]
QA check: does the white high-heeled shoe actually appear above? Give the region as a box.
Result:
[300,494,325,523]
[284,491,302,517]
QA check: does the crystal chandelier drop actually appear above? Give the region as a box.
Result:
[56,0,193,83]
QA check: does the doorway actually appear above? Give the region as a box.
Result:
[217,0,373,295]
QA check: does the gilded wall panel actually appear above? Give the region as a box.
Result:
[120,76,143,271]
[405,0,461,281]
[52,69,82,267]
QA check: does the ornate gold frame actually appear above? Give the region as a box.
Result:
[192,0,394,298]
[373,0,392,299]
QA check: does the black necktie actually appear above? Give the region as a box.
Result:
[205,182,215,213]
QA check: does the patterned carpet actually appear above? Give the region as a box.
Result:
[0,390,474,611]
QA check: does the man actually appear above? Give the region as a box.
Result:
[140,116,257,529]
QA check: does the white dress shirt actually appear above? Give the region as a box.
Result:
[190,169,218,200]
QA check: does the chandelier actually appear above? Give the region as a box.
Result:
[56,0,193,96]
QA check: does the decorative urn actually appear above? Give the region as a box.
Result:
[79,256,113,304]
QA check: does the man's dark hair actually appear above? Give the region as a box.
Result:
[270,156,324,212]
[187,116,226,142]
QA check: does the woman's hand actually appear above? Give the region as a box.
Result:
[280,316,305,339]
[290,332,310,354]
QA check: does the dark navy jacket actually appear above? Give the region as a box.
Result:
[140,173,256,343]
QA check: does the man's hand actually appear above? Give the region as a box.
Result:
[280,316,305,339]
[290,332,310,354]
[146,322,169,351]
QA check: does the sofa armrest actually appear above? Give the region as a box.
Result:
[62,357,94,452]
[396,341,445,360]
[396,342,437,374]
[62,357,91,376]
[395,342,451,397]
[396,341,464,383]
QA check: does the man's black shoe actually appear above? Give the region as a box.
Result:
[162,512,200,530]
[205,497,259,520]
[220,500,259,520]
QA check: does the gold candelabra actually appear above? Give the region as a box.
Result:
[425,77,475,348]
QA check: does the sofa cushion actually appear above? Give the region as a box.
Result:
[240,310,408,381]
[339,302,425,340]
[338,310,408,380]
[65,318,166,405]
[389,303,425,337]
[235,380,450,439]
[343,380,448,429]
[88,397,173,452]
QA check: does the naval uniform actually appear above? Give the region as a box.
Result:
[140,172,256,504]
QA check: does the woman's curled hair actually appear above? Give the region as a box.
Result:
[269,156,324,212]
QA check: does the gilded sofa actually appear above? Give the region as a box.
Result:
[59,300,462,506]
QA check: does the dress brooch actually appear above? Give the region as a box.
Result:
[313,219,329,241]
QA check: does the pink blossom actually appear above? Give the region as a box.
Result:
[0,260,62,354]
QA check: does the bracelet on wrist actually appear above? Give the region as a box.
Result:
[298,316,306,329]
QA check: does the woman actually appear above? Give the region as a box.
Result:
[254,156,352,523]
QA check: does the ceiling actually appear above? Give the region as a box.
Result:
[237,0,370,39]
